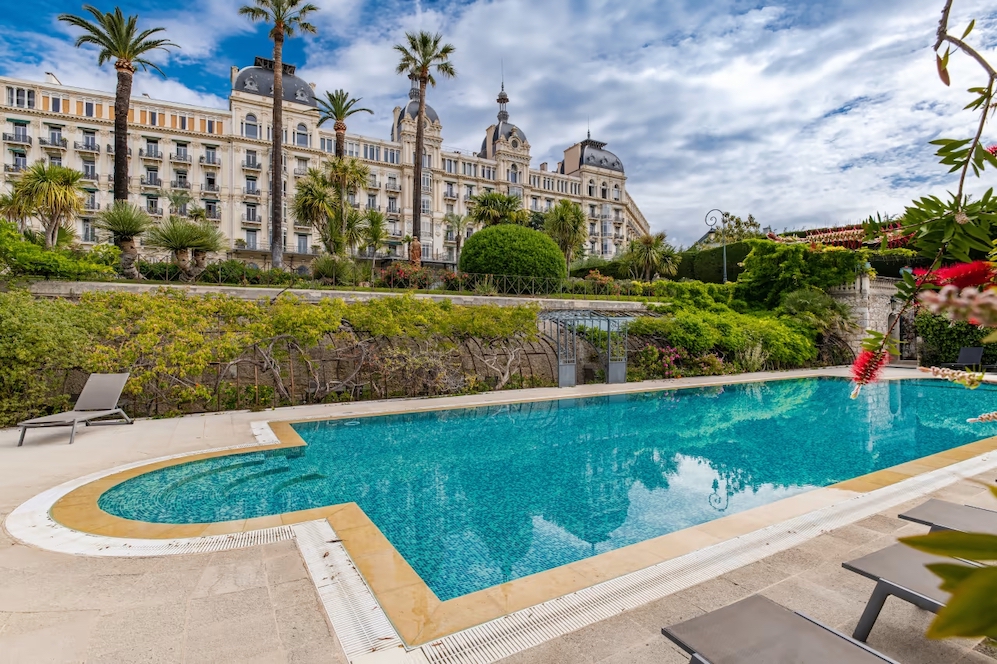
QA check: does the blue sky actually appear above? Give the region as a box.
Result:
[2,0,997,245]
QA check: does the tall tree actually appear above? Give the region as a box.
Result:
[394,31,456,268]
[0,188,37,233]
[467,191,527,226]
[544,200,588,269]
[16,163,86,248]
[625,232,678,281]
[93,201,152,279]
[325,156,369,254]
[239,0,318,269]
[363,209,389,274]
[317,89,373,159]
[59,6,176,203]
[291,168,338,254]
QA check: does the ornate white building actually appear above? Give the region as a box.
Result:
[1,59,650,269]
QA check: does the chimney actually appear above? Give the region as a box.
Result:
[309,82,316,90]
[556,161,563,172]
[540,162,548,171]
[45,72,63,85]
[231,66,239,87]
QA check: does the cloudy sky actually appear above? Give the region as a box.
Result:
[2,0,996,245]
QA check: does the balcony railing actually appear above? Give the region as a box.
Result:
[39,137,67,150]
[293,168,308,177]
[367,179,380,189]
[171,180,191,190]
[443,191,458,200]
[445,233,455,243]
[170,152,191,163]
[202,183,220,193]
[365,204,380,212]
[200,154,221,166]
[241,213,262,223]
[242,160,262,170]
[106,144,131,155]
[3,133,31,145]
[349,201,360,209]
[463,195,475,203]
[205,210,221,220]
[139,148,163,159]
[385,182,402,192]
[4,164,25,174]
[140,175,162,187]
[421,185,432,193]
[243,187,261,197]
[75,141,99,153]
[84,201,101,211]
[146,207,164,217]
[81,172,99,182]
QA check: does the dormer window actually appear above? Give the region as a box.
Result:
[243,114,258,139]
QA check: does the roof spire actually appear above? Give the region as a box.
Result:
[497,74,509,123]
[587,115,591,140]
[408,73,420,101]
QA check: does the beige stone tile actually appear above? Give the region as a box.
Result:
[274,603,334,648]
[672,576,753,613]
[183,615,284,664]
[287,643,349,664]
[719,559,792,593]
[760,576,866,627]
[0,610,100,664]
[187,586,273,626]
[597,637,691,664]
[85,602,186,660]
[191,560,267,598]
[264,552,308,586]
[270,579,321,610]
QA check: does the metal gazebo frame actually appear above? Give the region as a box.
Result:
[539,311,631,387]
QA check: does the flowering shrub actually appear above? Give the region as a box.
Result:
[377,263,435,289]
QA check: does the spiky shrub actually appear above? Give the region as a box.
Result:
[145,217,223,281]
[311,254,354,285]
[94,201,152,279]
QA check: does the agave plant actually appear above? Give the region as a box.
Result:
[145,216,223,281]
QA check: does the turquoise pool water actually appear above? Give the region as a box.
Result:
[99,378,997,601]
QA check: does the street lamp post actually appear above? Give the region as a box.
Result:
[705,208,728,283]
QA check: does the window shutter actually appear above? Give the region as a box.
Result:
[42,96,50,111]
[76,100,84,115]
[140,110,147,124]
[200,118,206,133]
[215,121,223,135]
[128,109,135,122]
[108,108,114,120]
[95,104,103,118]
[159,114,165,127]
[171,114,177,129]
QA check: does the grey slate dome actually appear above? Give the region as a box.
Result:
[578,137,624,173]
[479,84,527,156]
[234,57,316,108]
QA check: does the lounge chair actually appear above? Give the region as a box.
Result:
[661,594,900,663]
[899,498,997,535]
[17,373,133,446]
[842,543,978,642]
[939,346,984,370]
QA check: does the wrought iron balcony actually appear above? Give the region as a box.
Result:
[443,191,458,200]
[367,178,380,189]
[242,160,262,170]
[81,172,99,182]
[75,141,100,153]
[140,175,162,187]
[39,137,67,150]
[106,144,131,156]
[293,168,308,177]
[139,148,163,159]
[170,180,191,190]
[4,164,25,175]
[3,133,31,145]
[200,154,221,166]
[147,207,164,216]
[202,183,220,193]
[170,152,191,163]
[385,182,402,192]
[243,187,261,197]
[365,204,380,212]
[83,201,101,211]
[241,213,262,224]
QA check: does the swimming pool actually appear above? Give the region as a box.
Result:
[97,377,997,601]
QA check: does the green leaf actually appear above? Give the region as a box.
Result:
[900,531,997,560]
[926,567,997,638]
[963,19,975,39]
[926,562,978,592]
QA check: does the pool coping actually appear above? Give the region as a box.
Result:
[11,370,997,651]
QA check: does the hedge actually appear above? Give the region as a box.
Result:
[459,225,567,279]
[734,240,864,307]
[915,311,997,366]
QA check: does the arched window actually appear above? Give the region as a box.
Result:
[601,182,608,199]
[588,180,595,197]
[295,123,308,147]
[613,184,621,201]
[244,114,258,139]
[509,164,519,184]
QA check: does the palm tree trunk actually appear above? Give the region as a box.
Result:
[45,218,58,249]
[192,249,208,280]
[411,77,428,269]
[174,249,194,281]
[336,128,345,159]
[119,236,140,280]
[270,32,285,269]
[456,236,462,268]
[113,65,133,202]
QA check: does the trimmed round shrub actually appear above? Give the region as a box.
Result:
[458,225,567,279]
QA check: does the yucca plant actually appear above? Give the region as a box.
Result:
[94,201,152,279]
[145,216,223,281]
[16,163,86,248]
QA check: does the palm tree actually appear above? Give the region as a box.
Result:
[291,168,338,253]
[0,188,37,232]
[626,232,678,281]
[325,156,369,254]
[363,209,389,274]
[93,201,152,279]
[145,216,223,281]
[468,191,527,226]
[239,0,318,270]
[342,207,365,256]
[443,211,470,266]
[16,163,86,248]
[544,200,588,269]
[59,7,176,203]
[317,89,373,158]
[394,31,456,268]
[162,189,192,217]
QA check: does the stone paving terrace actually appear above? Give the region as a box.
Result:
[0,368,995,663]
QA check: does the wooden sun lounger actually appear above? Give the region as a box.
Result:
[899,498,997,535]
[842,543,975,642]
[661,595,900,663]
[17,373,132,446]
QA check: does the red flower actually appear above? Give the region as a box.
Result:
[915,261,995,289]
[988,145,997,156]
[851,350,889,397]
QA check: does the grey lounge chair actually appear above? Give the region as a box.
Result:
[842,543,979,642]
[940,346,984,369]
[899,498,997,535]
[17,373,132,446]
[661,594,899,663]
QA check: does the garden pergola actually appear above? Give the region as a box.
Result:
[539,310,633,388]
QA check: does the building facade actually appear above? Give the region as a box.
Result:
[1,59,650,268]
